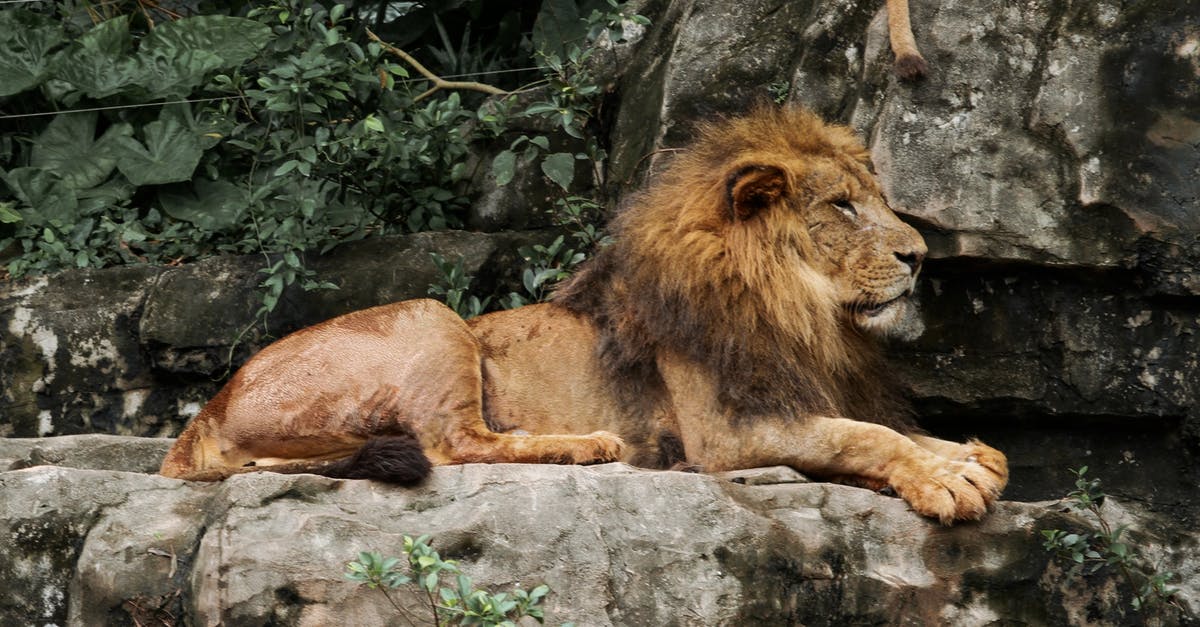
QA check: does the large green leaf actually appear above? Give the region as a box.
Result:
[540,152,576,191]
[111,110,203,186]
[50,17,142,99]
[532,0,606,58]
[0,202,20,224]
[492,149,517,186]
[137,48,226,99]
[0,11,66,97]
[158,179,247,231]
[0,168,79,226]
[141,15,272,67]
[31,113,132,190]
[75,178,135,206]
[136,16,271,98]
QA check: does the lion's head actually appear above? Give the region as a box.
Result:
[558,106,926,423]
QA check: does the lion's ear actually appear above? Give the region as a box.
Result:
[726,165,790,221]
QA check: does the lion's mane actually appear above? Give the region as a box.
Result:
[556,107,914,433]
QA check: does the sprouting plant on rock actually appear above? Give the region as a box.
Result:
[346,534,563,627]
[427,253,491,320]
[1041,466,1181,612]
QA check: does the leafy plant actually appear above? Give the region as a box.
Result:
[499,235,586,309]
[0,1,476,324]
[346,534,560,627]
[1041,466,1180,612]
[428,253,491,319]
[767,80,790,104]
[491,0,648,193]
[1,1,647,337]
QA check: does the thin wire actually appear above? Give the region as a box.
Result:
[0,67,551,121]
[437,66,545,80]
[0,96,239,121]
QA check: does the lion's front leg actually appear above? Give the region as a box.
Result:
[691,416,1005,524]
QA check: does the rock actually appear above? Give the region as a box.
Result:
[0,266,164,437]
[0,434,170,473]
[863,1,1200,282]
[891,266,1200,510]
[3,2,1200,621]
[0,438,1194,626]
[611,0,1200,289]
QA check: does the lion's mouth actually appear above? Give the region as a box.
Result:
[854,293,910,318]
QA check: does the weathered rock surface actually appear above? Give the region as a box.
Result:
[1,437,1195,626]
[610,0,1200,283]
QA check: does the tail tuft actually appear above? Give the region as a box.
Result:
[894,53,929,81]
[324,433,431,485]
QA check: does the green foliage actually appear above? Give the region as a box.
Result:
[469,3,642,314]
[1041,467,1180,612]
[498,195,609,308]
[346,534,561,627]
[767,80,791,105]
[1,0,647,331]
[0,2,475,321]
[500,235,586,309]
[490,0,645,192]
[428,253,491,319]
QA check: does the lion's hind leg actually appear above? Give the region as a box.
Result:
[438,426,625,466]
[170,434,431,485]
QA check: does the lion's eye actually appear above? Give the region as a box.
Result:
[832,198,857,218]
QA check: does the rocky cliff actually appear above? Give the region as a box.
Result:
[2,0,1199,623]
[1,436,1196,626]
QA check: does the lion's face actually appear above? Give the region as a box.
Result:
[726,154,927,341]
[800,172,927,340]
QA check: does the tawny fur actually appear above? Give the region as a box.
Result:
[886,0,928,80]
[160,106,1006,524]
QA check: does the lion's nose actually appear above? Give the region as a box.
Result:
[895,249,925,274]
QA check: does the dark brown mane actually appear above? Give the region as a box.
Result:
[556,107,915,432]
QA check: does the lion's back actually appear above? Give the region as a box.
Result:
[220,299,481,441]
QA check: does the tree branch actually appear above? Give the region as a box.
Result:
[365,28,508,103]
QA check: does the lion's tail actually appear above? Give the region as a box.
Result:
[321,433,432,485]
[163,429,432,486]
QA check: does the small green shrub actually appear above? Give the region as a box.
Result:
[1041,466,1180,612]
[428,253,491,319]
[346,534,567,627]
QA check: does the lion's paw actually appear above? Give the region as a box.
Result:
[888,455,1001,525]
[957,439,1009,496]
[578,430,625,464]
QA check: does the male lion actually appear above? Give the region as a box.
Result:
[161,107,1006,524]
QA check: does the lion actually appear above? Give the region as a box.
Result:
[160,106,1006,524]
[885,0,928,80]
